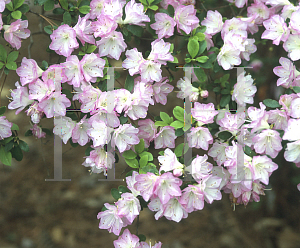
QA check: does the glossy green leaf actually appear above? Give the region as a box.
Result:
[0,45,7,62]
[0,146,12,166]
[263,99,281,108]
[218,131,232,140]
[174,143,189,157]
[135,139,145,154]
[5,61,17,70]
[220,94,231,108]
[11,123,19,131]
[160,112,171,124]
[7,51,19,62]
[59,0,68,10]
[0,106,6,115]
[79,5,91,14]
[13,0,24,9]
[125,74,134,92]
[125,158,139,168]
[11,145,23,161]
[194,67,207,82]
[44,0,55,11]
[63,12,71,25]
[53,7,65,14]
[122,150,137,159]
[173,106,184,122]
[139,151,153,161]
[170,120,184,129]
[127,24,144,37]
[167,4,174,16]
[11,10,22,19]
[111,188,121,200]
[187,39,199,59]
[139,154,148,168]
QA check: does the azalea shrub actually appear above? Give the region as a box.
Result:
[1,0,300,246]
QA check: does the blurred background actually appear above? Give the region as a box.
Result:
[1,1,300,248]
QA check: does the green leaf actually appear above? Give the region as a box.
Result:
[70,140,79,147]
[173,106,184,122]
[42,128,52,136]
[44,25,53,34]
[6,2,14,11]
[170,120,184,129]
[151,0,162,4]
[139,151,153,161]
[198,40,207,55]
[218,131,232,140]
[194,67,207,83]
[148,5,158,10]
[187,39,199,59]
[17,4,29,13]
[11,123,19,131]
[160,112,171,124]
[118,185,130,194]
[139,154,148,168]
[174,143,189,157]
[175,128,184,136]
[0,62,4,70]
[4,137,13,144]
[79,5,91,14]
[135,139,145,154]
[19,140,29,152]
[195,56,208,63]
[140,163,158,174]
[11,145,23,161]
[138,234,146,242]
[61,89,72,99]
[263,99,281,108]
[293,86,300,93]
[213,87,221,93]
[244,145,257,157]
[167,4,174,17]
[5,61,17,70]
[220,94,231,108]
[11,10,22,19]
[41,60,48,70]
[24,130,33,136]
[155,121,168,127]
[63,12,71,25]
[0,146,12,166]
[194,32,205,41]
[125,158,139,168]
[119,116,128,124]
[59,0,68,10]
[7,51,19,62]
[13,0,24,10]
[86,45,97,53]
[170,56,178,63]
[85,146,94,156]
[5,141,14,152]
[0,106,6,115]
[0,45,7,62]
[111,188,121,200]
[139,0,148,4]
[122,150,137,159]
[220,74,230,82]
[53,7,65,14]
[127,24,144,37]
[221,89,230,95]
[125,74,134,92]
[44,0,55,11]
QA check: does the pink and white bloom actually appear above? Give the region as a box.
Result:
[283,119,300,141]
[0,116,12,139]
[116,193,141,224]
[290,96,300,118]
[251,155,278,185]
[91,15,117,38]
[112,124,140,153]
[273,57,298,88]
[139,60,162,82]
[185,154,213,181]
[16,58,43,86]
[176,76,199,102]
[152,77,174,105]
[97,31,127,60]
[208,141,229,166]
[122,48,145,76]
[158,148,184,176]
[284,140,300,163]
[217,44,241,70]
[290,9,300,33]
[283,34,300,61]
[179,185,205,213]
[87,119,113,147]
[62,55,83,88]
[163,197,188,222]
[3,19,30,50]
[137,119,157,147]
[174,4,199,34]
[121,0,150,26]
[71,116,91,146]
[49,24,79,57]
[148,39,174,65]
[80,53,106,83]
[0,0,11,12]
[187,126,213,150]
[89,0,108,19]
[113,229,139,248]
[134,172,159,202]
[201,10,223,35]
[30,124,46,139]
[73,14,95,45]
[53,116,76,144]
[262,15,289,46]
[151,13,176,39]
[154,126,176,149]
[191,102,218,125]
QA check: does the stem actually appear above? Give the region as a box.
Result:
[28,10,59,27]
[0,69,8,107]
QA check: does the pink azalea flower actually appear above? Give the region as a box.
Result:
[290,96,300,118]
[273,57,298,88]
[82,147,115,175]
[62,55,84,87]
[121,0,150,26]
[187,126,213,150]
[279,93,298,116]
[262,15,290,46]
[97,31,127,60]
[191,102,218,125]
[174,4,199,34]
[122,48,145,76]
[26,102,44,124]
[77,84,102,113]
[89,0,108,19]
[158,148,184,176]
[0,0,11,12]
[152,77,174,105]
[97,203,125,236]
[3,19,30,50]
[197,175,222,204]
[134,172,159,202]
[290,9,300,33]
[221,17,247,39]
[241,38,257,61]
[73,14,95,45]
[154,126,176,149]
[91,15,117,38]
[8,82,34,115]
[42,64,68,83]
[217,44,241,70]
[30,124,46,139]
[251,156,278,185]
[284,140,300,163]
[201,10,223,35]
[163,197,188,222]
[139,60,162,82]
[227,0,248,8]
[232,71,257,106]
[148,39,174,65]
[71,116,91,146]
[252,129,283,158]
[38,92,71,118]
[49,24,79,57]
[283,34,300,61]
[125,171,140,197]
[137,119,157,148]
[102,0,124,20]
[140,241,162,248]
[80,53,106,83]
[268,109,289,130]
[16,58,43,86]
[150,13,176,39]
[208,141,229,166]
[160,0,181,9]
[0,116,12,139]
[176,76,199,102]
[283,119,300,141]
[112,124,140,153]
[185,154,213,181]
[179,185,205,213]
[87,119,113,147]
[28,79,55,102]
[53,116,76,144]
[247,1,270,24]
[116,193,141,223]
[113,229,140,248]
